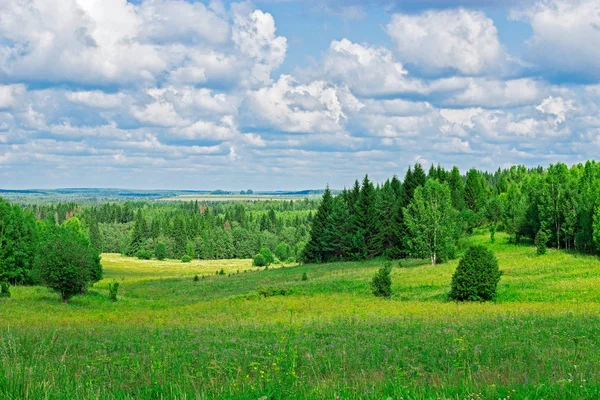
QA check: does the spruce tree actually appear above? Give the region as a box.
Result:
[448,166,465,210]
[304,186,334,263]
[464,168,485,213]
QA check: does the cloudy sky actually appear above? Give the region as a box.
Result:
[1,0,599,190]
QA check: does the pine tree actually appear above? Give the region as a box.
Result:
[88,217,103,253]
[464,168,485,213]
[448,166,465,210]
[304,186,334,263]
[353,175,382,258]
[326,196,352,260]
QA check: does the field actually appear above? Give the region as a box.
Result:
[2,232,600,399]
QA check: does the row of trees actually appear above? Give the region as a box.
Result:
[0,198,102,302]
[305,161,600,264]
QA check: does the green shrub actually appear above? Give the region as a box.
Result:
[257,286,290,298]
[489,224,496,243]
[274,242,290,261]
[181,255,193,263]
[193,274,199,282]
[137,249,152,260]
[154,242,168,260]
[0,281,10,298]
[259,247,274,265]
[253,253,267,267]
[371,262,392,298]
[218,269,225,275]
[301,272,308,281]
[449,245,501,302]
[108,281,119,302]
[535,229,548,255]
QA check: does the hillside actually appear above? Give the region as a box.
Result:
[2,232,600,399]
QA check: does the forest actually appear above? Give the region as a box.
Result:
[2,160,600,290]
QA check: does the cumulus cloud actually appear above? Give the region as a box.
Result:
[386,8,506,76]
[319,39,424,97]
[246,75,362,133]
[512,0,600,81]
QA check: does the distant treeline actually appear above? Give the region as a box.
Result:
[21,199,320,262]
[305,161,600,264]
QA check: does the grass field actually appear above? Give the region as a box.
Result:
[2,232,600,399]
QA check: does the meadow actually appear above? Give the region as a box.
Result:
[2,232,600,399]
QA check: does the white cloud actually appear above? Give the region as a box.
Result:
[386,8,506,75]
[232,7,287,87]
[65,91,126,109]
[0,85,25,109]
[247,75,362,133]
[512,0,600,80]
[536,96,575,124]
[320,39,424,96]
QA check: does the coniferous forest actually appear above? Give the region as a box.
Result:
[4,160,600,288]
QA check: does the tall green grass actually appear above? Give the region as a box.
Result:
[2,233,600,399]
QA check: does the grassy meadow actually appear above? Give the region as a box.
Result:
[2,232,600,399]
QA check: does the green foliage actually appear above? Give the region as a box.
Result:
[259,247,274,265]
[108,281,119,302]
[536,229,549,255]
[137,249,152,260]
[218,269,225,275]
[274,242,290,261]
[34,225,103,303]
[193,274,199,282]
[301,272,308,281]
[489,224,496,244]
[404,180,457,265]
[181,255,193,263]
[371,262,392,298]
[449,245,501,302]
[253,253,267,267]
[257,286,290,298]
[594,205,600,253]
[0,281,10,298]
[154,242,168,260]
[0,198,39,285]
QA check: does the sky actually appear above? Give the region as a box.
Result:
[1,0,599,190]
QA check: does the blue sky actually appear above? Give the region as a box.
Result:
[1,0,599,190]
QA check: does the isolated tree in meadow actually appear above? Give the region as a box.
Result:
[404,179,457,265]
[35,225,102,303]
[449,245,501,302]
[371,262,392,298]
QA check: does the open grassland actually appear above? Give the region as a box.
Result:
[3,233,600,399]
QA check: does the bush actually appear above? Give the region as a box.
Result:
[259,247,274,265]
[535,229,548,255]
[301,272,308,281]
[193,274,199,282]
[108,281,119,302]
[137,249,152,260]
[449,245,501,302]
[181,255,193,263]
[0,281,10,298]
[274,242,290,261]
[154,242,168,260]
[253,253,267,267]
[218,269,225,275]
[371,262,393,298]
[257,286,290,298]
